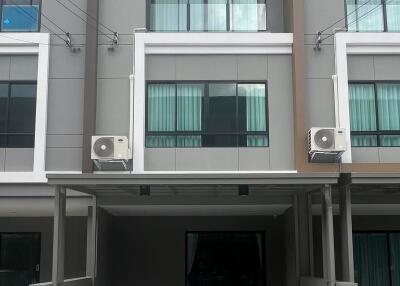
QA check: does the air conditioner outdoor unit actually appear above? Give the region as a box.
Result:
[91,136,130,160]
[308,127,347,163]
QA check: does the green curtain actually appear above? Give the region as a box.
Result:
[147,84,176,147]
[347,0,384,32]
[377,84,400,146]
[349,84,378,147]
[150,0,187,31]
[177,84,204,147]
[231,0,258,31]
[208,0,227,31]
[386,0,400,31]
[239,84,268,147]
[353,233,391,286]
[389,233,400,286]
[189,0,205,31]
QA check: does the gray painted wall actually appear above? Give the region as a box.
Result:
[105,215,286,286]
[0,217,87,282]
[40,0,87,172]
[144,55,294,171]
[0,55,37,172]
[348,55,400,163]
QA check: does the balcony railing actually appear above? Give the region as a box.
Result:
[149,3,267,32]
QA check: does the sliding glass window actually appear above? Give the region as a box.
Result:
[349,82,400,147]
[146,82,268,148]
[1,0,41,32]
[354,232,400,286]
[0,82,37,148]
[346,0,400,32]
[148,0,267,32]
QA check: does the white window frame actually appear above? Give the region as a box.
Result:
[131,32,293,174]
[0,33,50,183]
[334,32,400,163]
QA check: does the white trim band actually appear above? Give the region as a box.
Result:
[334,32,400,163]
[0,33,50,183]
[132,32,293,174]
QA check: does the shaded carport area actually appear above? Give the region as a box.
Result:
[41,172,361,286]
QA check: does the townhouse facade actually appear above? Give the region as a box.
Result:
[0,0,399,286]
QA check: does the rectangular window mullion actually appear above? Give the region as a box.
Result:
[5,83,11,148]
[374,83,381,146]
[382,0,388,31]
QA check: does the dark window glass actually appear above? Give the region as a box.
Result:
[0,82,36,148]
[146,82,268,148]
[186,232,265,286]
[1,0,40,32]
[0,84,8,133]
[206,84,236,132]
[8,83,36,133]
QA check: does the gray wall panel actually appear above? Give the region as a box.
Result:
[47,135,83,148]
[0,149,4,172]
[238,148,270,171]
[4,148,34,171]
[351,148,380,163]
[96,78,130,135]
[47,79,84,135]
[99,0,145,34]
[176,148,238,171]
[379,148,400,163]
[10,56,38,81]
[374,55,400,80]
[305,78,336,129]
[305,45,335,79]
[303,0,345,34]
[0,56,10,80]
[41,0,87,34]
[144,148,175,171]
[97,45,133,79]
[347,56,374,81]
[146,55,176,80]
[46,148,82,171]
[175,55,238,80]
[49,46,85,79]
[145,55,294,171]
[267,0,284,32]
[237,55,268,80]
[268,55,294,170]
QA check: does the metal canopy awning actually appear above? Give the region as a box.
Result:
[46,172,340,193]
[350,172,400,185]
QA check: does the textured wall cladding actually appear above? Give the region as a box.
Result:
[144,55,294,171]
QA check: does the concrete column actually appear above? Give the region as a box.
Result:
[52,185,66,286]
[296,192,313,277]
[321,184,335,285]
[86,196,98,284]
[339,175,355,282]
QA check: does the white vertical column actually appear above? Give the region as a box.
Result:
[321,184,335,285]
[132,33,146,173]
[52,185,66,286]
[86,196,98,284]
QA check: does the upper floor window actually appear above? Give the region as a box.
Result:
[0,82,37,148]
[349,82,400,147]
[146,82,268,148]
[1,0,41,32]
[148,0,267,32]
[346,0,400,32]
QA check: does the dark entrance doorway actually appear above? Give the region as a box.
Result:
[0,233,41,286]
[186,231,265,286]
